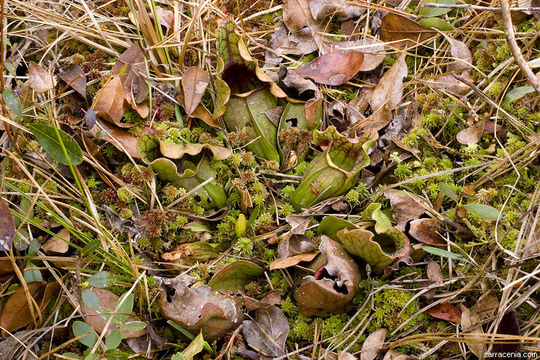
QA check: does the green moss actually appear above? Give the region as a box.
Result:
[117,187,134,203]
[370,289,425,332]
[233,237,253,257]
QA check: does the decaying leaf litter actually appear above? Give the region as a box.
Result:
[0,0,539,359]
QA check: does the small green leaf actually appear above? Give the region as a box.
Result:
[167,320,195,340]
[72,320,98,347]
[87,271,112,288]
[440,183,458,201]
[422,245,470,263]
[115,292,134,322]
[419,0,456,17]
[82,240,100,255]
[2,89,22,120]
[105,329,123,350]
[27,123,83,166]
[418,18,453,31]
[61,353,81,359]
[121,321,146,331]
[504,86,535,105]
[23,261,43,283]
[181,331,205,360]
[463,204,500,220]
[82,289,99,308]
[171,353,184,360]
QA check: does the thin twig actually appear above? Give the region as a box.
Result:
[499,0,540,93]
[422,3,540,11]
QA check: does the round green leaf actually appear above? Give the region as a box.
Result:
[72,320,98,348]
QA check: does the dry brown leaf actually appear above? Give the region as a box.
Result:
[426,260,443,284]
[382,350,416,360]
[93,77,126,126]
[77,288,146,339]
[361,328,386,360]
[283,0,318,34]
[269,252,319,270]
[0,281,59,337]
[445,37,472,73]
[295,51,364,86]
[42,228,70,255]
[331,38,386,72]
[89,119,140,159]
[355,104,392,132]
[28,62,56,93]
[524,224,540,257]
[0,258,15,277]
[112,44,148,105]
[282,0,329,53]
[177,93,222,129]
[0,196,15,251]
[380,14,436,47]
[58,64,87,101]
[338,352,357,360]
[409,218,446,246]
[158,275,242,341]
[182,66,210,116]
[370,52,407,112]
[426,302,461,323]
[475,293,499,322]
[269,26,318,56]
[384,190,427,231]
[456,121,485,145]
[242,306,289,358]
[309,0,365,21]
[155,6,174,30]
[460,304,485,358]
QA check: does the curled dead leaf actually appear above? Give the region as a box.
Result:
[89,119,140,159]
[112,44,148,105]
[456,121,485,145]
[158,275,243,341]
[294,50,364,86]
[58,64,87,101]
[370,52,407,112]
[426,260,443,284]
[0,281,59,337]
[426,302,461,323]
[0,196,15,251]
[384,190,428,231]
[361,328,387,360]
[42,228,70,255]
[270,252,319,270]
[242,306,289,358]
[28,62,56,93]
[460,304,485,358]
[182,66,210,116]
[0,257,15,277]
[380,14,436,47]
[161,242,219,267]
[408,218,446,246]
[93,77,126,126]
